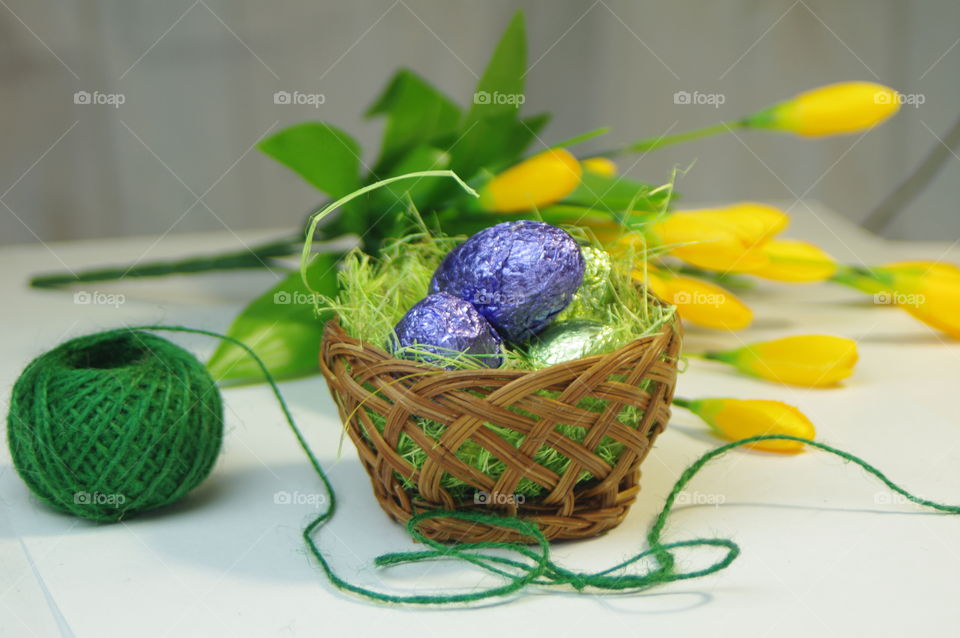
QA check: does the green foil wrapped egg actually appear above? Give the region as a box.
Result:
[558,246,613,319]
[527,319,613,368]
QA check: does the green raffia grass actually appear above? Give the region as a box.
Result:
[322,228,676,501]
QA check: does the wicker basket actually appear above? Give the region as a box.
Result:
[319,309,681,543]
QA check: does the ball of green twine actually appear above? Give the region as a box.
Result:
[7,329,223,521]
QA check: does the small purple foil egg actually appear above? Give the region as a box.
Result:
[392,292,503,368]
[430,221,585,342]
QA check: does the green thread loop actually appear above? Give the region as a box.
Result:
[12,325,960,605]
[210,318,955,603]
[300,432,960,605]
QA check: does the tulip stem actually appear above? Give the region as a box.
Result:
[671,397,692,409]
[29,237,302,288]
[682,351,729,363]
[700,350,736,364]
[595,121,747,157]
[830,264,890,294]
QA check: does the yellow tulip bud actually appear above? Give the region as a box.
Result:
[705,335,858,387]
[676,397,816,454]
[581,157,618,177]
[674,203,789,242]
[745,82,900,137]
[478,149,582,213]
[748,239,838,282]
[650,212,770,273]
[637,269,753,330]
[878,262,960,339]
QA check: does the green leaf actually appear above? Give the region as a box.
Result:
[260,123,366,236]
[366,69,461,172]
[372,145,451,210]
[563,172,676,214]
[451,112,550,179]
[432,209,527,237]
[361,146,454,254]
[462,11,527,129]
[259,123,362,199]
[449,13,533,180]
[206,252,340,384]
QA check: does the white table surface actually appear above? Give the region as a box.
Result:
[2,203,959,638]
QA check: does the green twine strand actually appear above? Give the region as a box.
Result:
[173,324,958,604]
[11,325,960,605]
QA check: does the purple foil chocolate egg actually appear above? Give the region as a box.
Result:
[430,221,585,342]
[392,292,503,368]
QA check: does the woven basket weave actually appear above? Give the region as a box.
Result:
[319,309,681,543]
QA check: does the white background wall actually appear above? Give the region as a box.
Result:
[1,0,958,246]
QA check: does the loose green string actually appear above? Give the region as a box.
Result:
[129,326,960,606]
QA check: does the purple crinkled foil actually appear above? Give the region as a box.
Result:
[430,221,585,342]
[392,292,503,368]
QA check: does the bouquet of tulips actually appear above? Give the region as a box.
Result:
[31,13,960,454]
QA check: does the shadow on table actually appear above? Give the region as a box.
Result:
[1,457,721,613]
[7,383,946,607]
[3,457,413,585]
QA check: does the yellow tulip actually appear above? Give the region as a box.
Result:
[748,239,838,282]
[649,212,770,273]
[879,262,960,339]
[838,261,960,292]
[676,397,816,454]
[638,269,753,330]
[704,335,858,387]
[744,82,900,137]
[581,157,617,177]
[899,283,960,340]
[674,203,789,242]
[478,148,582,213]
